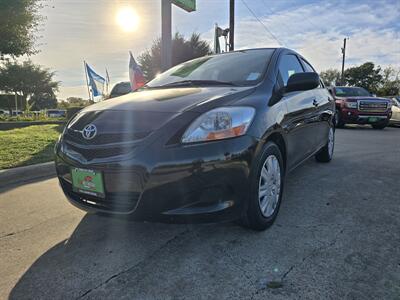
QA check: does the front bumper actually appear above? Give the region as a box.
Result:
[340,108,391,124]
[55,135,258,223]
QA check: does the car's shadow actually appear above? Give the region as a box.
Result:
[8,212,248,299]
[9,137,384,299]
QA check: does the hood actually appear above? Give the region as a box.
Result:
[64,86,255,147]
[82,86,255,114]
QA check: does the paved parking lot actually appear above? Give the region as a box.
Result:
[1,126,399,300]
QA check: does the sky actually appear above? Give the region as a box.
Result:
[28,0,400,99]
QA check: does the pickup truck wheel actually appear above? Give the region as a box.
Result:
[335,109,345,128]
[315,127,334,163]
[371,122,388,130]
[241,142,284,231]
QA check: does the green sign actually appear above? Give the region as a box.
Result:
[172,0,196,12]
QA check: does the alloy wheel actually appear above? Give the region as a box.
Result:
[258,155,281,218]
[328,127,334,158]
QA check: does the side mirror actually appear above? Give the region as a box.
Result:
[285,72,320,93]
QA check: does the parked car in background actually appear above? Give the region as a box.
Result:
[55,48,335,231]
[328,86,392,129]
[109,82,132,99]
[390,97,400,126]
[47,109,66,118]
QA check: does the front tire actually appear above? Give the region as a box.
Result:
[241,142,284,231]
[315,126,335,163]
[371,121,388,130]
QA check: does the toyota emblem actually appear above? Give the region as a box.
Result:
[82,124,97,140]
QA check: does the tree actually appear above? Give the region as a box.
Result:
[344,62,383,94]
[28,94,57,110]
[319,69,341,86]
[138,32,212,80]
[0,0,43,57]
[376,66,400,96]
[58,97,93,109]
[0,60,59,110]
[66,97,92,106]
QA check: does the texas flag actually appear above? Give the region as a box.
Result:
[129,51,145,91]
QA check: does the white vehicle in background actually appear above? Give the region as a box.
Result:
[390,97,400,126]
[0,109,10,116]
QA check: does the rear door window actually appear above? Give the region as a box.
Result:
[278,55,304,86]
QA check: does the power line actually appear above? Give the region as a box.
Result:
[240,0,285,47]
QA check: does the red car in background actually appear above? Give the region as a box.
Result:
[328,86,392,129]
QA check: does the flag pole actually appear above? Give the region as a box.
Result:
[105,68,110,96]
[83,60,92,101]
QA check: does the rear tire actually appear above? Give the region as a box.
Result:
[241,142,284,231]
[335,109,345,128]
[315,126,335,163]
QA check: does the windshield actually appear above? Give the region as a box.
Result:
[146,49,275,88]
[334,87,371,97]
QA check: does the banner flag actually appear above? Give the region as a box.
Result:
[85,63,106,97]
[129,51,145,91]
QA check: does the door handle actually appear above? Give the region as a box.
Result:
[312,99,319,107]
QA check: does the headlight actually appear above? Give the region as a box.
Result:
[344,102,357,109]
[181,107,255,143]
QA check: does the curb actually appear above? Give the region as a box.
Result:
[0,162,56,189]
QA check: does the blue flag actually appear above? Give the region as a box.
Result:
[85,63,105,97]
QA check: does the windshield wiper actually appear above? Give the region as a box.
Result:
[160,80,237,87]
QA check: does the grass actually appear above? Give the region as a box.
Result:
[0,124,64,169]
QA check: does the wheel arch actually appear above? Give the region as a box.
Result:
[267,132,287,172]
[257,130,287,173]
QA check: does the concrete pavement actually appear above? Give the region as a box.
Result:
[1,126,399,299]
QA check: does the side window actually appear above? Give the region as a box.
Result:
[301,58,315,73]
[278,55,304,86]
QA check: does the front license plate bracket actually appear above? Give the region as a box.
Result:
[71,167,105,198]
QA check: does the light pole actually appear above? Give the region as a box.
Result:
[341,38,348,85]
[161,0,172,71]
[229,0,235,51]
[161,0,196,71]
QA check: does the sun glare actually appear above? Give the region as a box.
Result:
[116,7,139,32]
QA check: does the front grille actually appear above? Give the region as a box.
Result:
[358,100,388,112]
[64,141,133,161]
[65,129,150,145]
[60,178,140,213]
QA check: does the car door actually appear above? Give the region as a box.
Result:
[278,54,319,169]
[300,58,334,149]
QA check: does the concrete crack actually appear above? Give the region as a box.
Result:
[250,227,344,300]
[281,228,345,282]
[0,212,72,240]
[76,227,191,299]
